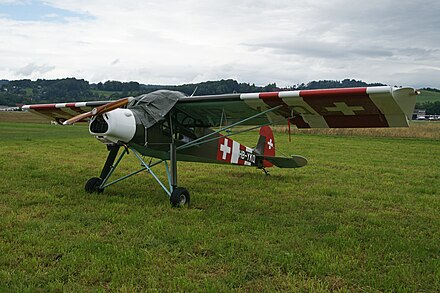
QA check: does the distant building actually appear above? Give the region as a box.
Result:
[426,114,440,121]
[0,106,20,111]
[413,109,426,120]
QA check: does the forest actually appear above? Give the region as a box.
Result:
[1,78,438,113]
[0,78,382,105]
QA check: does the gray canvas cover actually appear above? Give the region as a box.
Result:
[127,90,185,128]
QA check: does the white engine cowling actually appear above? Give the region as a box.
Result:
[89,108,136,144]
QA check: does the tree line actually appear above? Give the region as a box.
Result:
[416,101,440,115]
[0,77,423,108]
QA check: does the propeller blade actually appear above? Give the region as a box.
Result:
[94,97,131,116]
[63,97,131,125]
[62,111,94,125]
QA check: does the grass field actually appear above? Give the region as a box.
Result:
[0,112,49,124]
[1,118,440,291]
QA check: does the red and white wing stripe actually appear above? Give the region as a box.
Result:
[22,101,110,122]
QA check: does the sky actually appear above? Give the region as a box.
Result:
[0,0,439,88]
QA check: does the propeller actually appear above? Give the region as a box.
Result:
[63,97,132,125]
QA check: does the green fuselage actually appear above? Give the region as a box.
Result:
[129,120,246,166]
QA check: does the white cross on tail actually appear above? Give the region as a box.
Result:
[267,138,274,150]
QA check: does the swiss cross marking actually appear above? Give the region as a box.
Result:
[267,138,274,150]
[220,138,231,160]
[325,102,364,115]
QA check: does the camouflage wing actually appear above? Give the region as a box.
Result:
[175,86,417,128]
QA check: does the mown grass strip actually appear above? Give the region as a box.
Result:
[0,122,439,291]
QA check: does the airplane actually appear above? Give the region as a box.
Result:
[22,86,418,207]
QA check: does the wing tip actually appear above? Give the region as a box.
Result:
[391,86,418,120]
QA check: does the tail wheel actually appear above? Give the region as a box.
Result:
[85,177,104,193]
[170,187,190,207]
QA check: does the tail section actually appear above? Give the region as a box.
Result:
[255,126,276,167]
[215,126,307,169]
[255,126,308,169]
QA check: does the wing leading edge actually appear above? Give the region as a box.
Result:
[175,86,418,128]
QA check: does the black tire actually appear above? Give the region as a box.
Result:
[85,177,104,193]
[170,187,190,207]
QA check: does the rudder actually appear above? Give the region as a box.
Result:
[255,126,275,167]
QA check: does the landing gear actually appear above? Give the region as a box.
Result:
[170,187,190,207]
[85,143,189,207]
[85,177,103,193]
[85,145,122,194]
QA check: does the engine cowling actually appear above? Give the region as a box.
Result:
[89,108,136,144]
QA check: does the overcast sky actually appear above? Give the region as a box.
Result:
[0,0,439,88]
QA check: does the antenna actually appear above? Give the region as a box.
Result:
[190,86,198,97]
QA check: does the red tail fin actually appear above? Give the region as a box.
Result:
[256,126,275,167]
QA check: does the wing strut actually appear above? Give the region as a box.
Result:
[177,105,283,151]
[177,118,287,150]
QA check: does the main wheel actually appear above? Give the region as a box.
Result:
[85,177,104,193]
[170,187,190,207]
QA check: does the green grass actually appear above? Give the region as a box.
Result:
[417,90,440,103]
[1,122,439,291]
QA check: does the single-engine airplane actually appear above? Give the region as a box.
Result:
[23,86,418,207]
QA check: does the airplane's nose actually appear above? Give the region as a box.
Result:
[89,108,136,144]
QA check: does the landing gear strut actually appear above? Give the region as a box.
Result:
[84,141,190,207]
[84,145,121,194]
[167,114,190,208]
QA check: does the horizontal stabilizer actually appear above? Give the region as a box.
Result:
[259,155,308,168]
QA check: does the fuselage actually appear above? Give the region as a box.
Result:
[89,109,258,166]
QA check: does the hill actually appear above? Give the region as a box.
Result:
[0,78,390,106]
[417,89,440,103]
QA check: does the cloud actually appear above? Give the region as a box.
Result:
[245,40,395,59]
[15,63,55,76]
[0,0,439,88]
